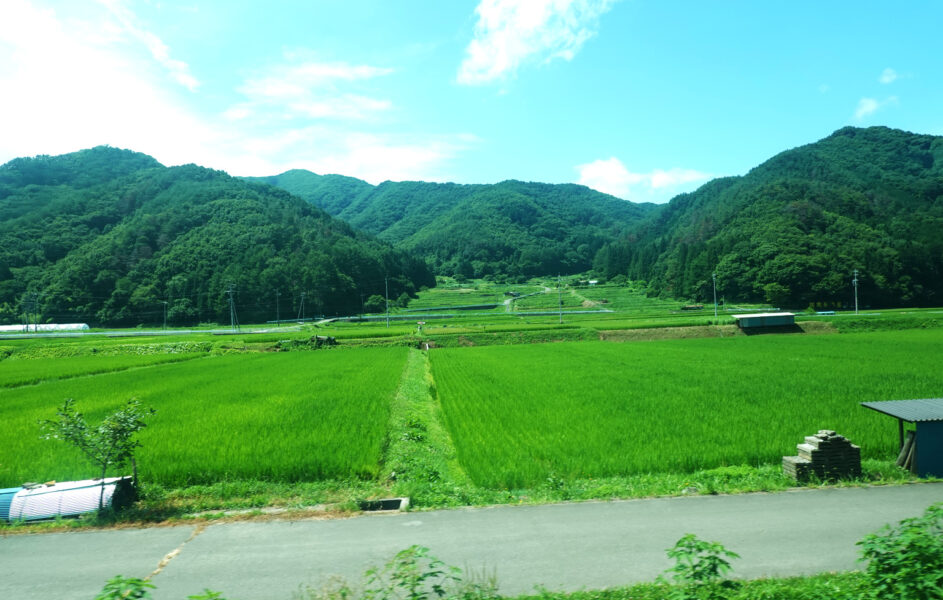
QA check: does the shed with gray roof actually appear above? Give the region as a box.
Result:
[861,398,943,477]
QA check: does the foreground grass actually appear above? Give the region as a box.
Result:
[516,572,868,600]
[1,459,925,535]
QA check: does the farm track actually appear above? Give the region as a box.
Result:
[1,483,940,599]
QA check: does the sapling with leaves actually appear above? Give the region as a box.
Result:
[39,398,155,510]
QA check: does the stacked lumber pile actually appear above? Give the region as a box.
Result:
[783,430,861,482]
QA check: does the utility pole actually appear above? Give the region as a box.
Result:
[712,272,718,320]
[297,292,306,323]
[385,277,390,328]
[275,289,281,327]
[853,269,859,315]
[558,275,563,325]
[227,285,240,332]
[22,293,30,333]
[23,292,39,332]
[360,292,365,319]
[161,301,168,330]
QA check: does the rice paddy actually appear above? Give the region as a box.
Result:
[0,353,203,388]
[430,329,943,488]
[3,305,941,503]
[0,348,408,487]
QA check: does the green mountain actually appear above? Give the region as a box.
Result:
[0,147,435,326]
[593,126,943,308]
[251,173,658,280]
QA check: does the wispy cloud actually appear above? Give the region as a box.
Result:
[216,128,479,184]
[854,96,898,120]
[575,157,711,203]
[878,67,898,84]
[230,57,394,121]
[97,0,199,91]
[458,0,616,85]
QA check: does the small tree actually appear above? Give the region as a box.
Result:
[40,398,155,510]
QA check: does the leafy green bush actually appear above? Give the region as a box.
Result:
[660,534,740,600]
[95,576,155,600]
[857,503,943,599]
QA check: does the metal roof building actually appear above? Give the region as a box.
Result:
[732,312,796,329]
[861,398,943,477]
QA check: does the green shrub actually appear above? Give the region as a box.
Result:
[660,534,740,600]
[857,503,943,599]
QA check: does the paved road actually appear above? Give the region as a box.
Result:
[1,484,941,599]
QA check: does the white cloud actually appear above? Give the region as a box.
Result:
[878,67,897,84]
[575,157,711,203]
[97,0,199,91]
[458,0,616,85]
[854,96,898,120]
[234,57,394,121]
[0,0,213,163]
[0,1,472,185]
[221,128,477,184]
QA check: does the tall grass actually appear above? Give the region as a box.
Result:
[430,330,943,488]
[0,348,408,486]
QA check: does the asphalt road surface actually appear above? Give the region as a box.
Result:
[1,483,941,599]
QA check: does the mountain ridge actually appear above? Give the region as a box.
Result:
[0,147,434,326]
[593,126,943,307]
[250,172,658,280]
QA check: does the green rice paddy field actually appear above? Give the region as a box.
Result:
[0,348,407,487]
[0,353,204,388]
[430,329,943,488]
[2,327,941,495]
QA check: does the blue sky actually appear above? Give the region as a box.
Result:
[1,1,941,203]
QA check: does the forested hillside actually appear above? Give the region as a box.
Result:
[593,127,943,308]
[0,147,434,326]
[252,173,657,280]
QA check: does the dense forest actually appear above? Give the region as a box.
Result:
[250,173,657,280]
[3,126,941,326]
[593,127,943,308]
[0,147,434,326]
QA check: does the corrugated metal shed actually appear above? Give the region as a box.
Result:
[861,399,943,478]
[6,477,133,522]
[732,312,796,328]
[0,487,21,522]
[860,398,943,422]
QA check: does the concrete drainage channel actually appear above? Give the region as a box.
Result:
[188,498,410,520]
[359,497,410,512]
